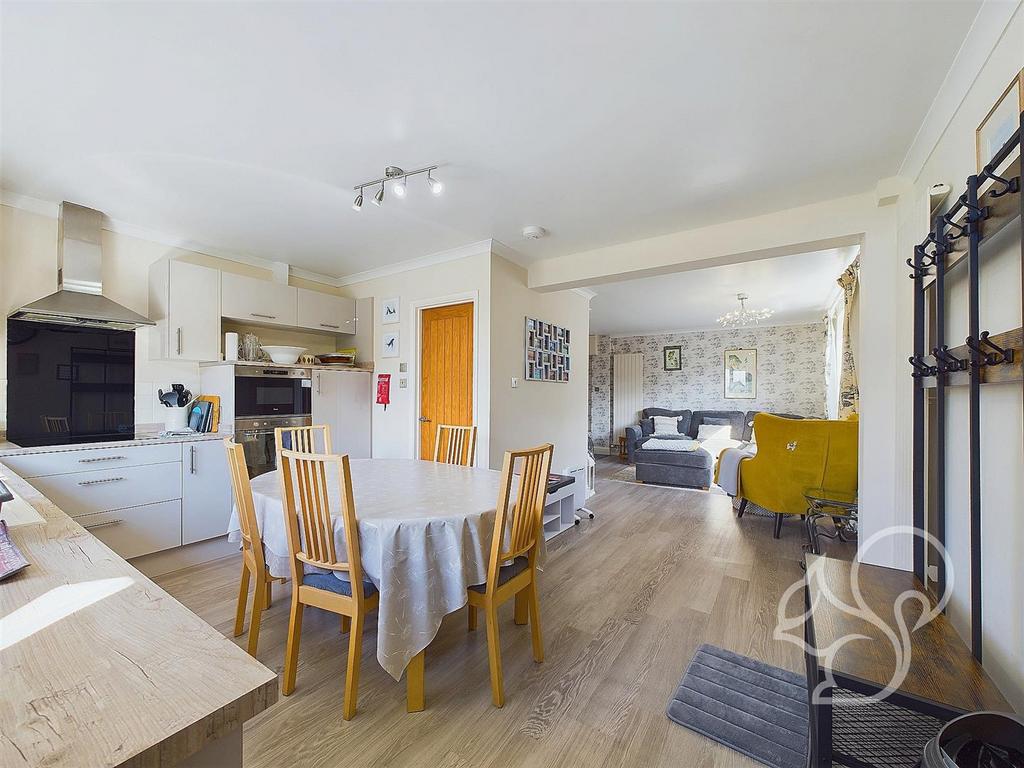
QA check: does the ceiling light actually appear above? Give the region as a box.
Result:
[716,293,773,328]
[373,182,385,206]
[393,177,407,198]
[426,170,444,196]
[352,189,363,211]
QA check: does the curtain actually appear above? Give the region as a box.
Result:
[836,258,860,417]
[824,298,844,419]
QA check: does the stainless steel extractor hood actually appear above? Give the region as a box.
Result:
[8,201,155,330]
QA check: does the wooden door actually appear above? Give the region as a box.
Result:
[419,302,474,459]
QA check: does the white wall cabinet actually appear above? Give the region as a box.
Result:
[221,272,298,327]
[181,440,233,545]
[311,370,371,459]
[296,289,356,335]
[148,260,221,362]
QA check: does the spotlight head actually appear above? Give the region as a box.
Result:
[373,182,385,206]
[426,170,443,196]
[393,177,407,198]
[352,190,363,211]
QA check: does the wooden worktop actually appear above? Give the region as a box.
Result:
[805,554,1010,713]
[0,461,278,767]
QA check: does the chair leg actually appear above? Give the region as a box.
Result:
[773,513,784,539]
[247,578,265,657]
[282,595,303,696]
[233,563,250,637]
[467,604,478,631]
[341,615,351,634]
[406,650,425,713]
[343,613,365,720]
[737,498,748,519]
[484,604,504,707]
[514,591,528,625]
[265,580,273,608]
[527,581,544,663]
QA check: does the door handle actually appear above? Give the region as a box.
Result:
[250,313,277,320]
[319,323,340,329]
[190,444,196,474]
[176,327,182,355]
[418,417,431,423]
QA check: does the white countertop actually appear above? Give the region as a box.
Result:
[0,425,231,457]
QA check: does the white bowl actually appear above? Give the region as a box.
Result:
[260,345,306,365]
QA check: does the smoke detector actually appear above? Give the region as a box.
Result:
[522,225,547,240]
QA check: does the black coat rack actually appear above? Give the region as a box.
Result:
[910,110,1023,662]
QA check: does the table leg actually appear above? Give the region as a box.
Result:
[406,650,425,713]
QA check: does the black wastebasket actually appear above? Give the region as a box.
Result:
[922,711,1024,768]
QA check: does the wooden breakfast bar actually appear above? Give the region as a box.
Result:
[0,460,278,767]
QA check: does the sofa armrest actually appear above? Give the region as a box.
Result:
[624,425,643,462]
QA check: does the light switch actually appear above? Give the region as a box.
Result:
[511,377,518,388]
[399,362,408,373]
[399,378,408,389]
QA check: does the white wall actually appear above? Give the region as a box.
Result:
[892,3,1023,710]
[489,253,590,474]
[340,247,493,467]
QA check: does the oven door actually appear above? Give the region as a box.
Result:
[234,415,312,478]
[234,368,312,418]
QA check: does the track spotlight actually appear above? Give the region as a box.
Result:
[352,189,363,211]
[393,176,407,198]
[373,182,385,206]
[426,170,444,196]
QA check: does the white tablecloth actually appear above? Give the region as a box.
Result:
[227,458,514,680]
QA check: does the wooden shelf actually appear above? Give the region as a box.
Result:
[918,326,1022,389]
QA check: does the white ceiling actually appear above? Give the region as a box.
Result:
[1,2,978,279]
[588,247,858,336]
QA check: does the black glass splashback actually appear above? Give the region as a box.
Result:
[6,319,136,447]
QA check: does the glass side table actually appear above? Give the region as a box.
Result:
[803,487,858,555]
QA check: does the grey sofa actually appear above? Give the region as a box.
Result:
[625,408,800,489]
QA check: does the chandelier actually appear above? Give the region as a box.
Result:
[716,293,773,328]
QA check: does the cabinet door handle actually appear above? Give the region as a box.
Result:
[250,313,277,320]
[84,519,124,531]
[77,477,126,487]
[316,372,322,395]
[79,455,126,464]
[319,323,340,329]
[176,327,182,355]
[190,445,196,474]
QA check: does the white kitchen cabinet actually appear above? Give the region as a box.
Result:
[296,288,356,335]
[311,369,371,459]
[181,439,233,545]
[148,260,221,362]
[221,272,297,326]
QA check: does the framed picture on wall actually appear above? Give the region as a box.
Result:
[381,297,400,325]
[663,345,681,371]
[524,315,571,382]
[723,348,756,399]
[976,68,1023,172]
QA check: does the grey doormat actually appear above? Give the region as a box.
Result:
[667,644,807,768]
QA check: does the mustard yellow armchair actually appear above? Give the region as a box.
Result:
[735,413,858,539]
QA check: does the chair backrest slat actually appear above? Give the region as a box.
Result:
[433,424,478,467]
[486,444,553,583]
[224,439,267,574]
[275,424,332,456]
[278,449,365,589]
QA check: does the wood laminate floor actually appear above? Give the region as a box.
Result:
[155,457,854,767]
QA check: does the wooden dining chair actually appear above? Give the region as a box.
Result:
[466,443,553,707]
[433,424,478,466]
[225,438,286,657]
[278,448,379,720]
[275,424,332,455]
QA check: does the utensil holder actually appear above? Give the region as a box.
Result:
[164,406,189,432]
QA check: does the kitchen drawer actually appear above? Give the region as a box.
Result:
[2,443,181,479]
[28,462,182,517]
[76,500,182,560]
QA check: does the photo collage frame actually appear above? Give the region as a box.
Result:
[525,317,570,383]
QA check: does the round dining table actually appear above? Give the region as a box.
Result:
[226,458,515,683]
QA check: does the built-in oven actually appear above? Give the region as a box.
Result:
[233,367,312,478]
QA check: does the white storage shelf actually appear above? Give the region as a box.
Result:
[542,480,578,541]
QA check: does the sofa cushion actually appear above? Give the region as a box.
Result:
[689,410,745,439]
[642,408,692,435]
[635,446,712,469]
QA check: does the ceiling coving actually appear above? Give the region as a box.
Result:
[352,165,443,211]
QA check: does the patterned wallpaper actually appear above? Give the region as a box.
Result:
[588,335,612,450]
[588,323,826,449]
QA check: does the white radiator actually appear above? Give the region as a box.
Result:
[612,353,644,442]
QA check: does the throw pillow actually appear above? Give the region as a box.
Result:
[697,424,732,441]
[640,418,655,436]
[652,415,680,435]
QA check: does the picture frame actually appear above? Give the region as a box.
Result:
[663,345,681,371]
[524,315,571,383]
[381,331,399,358]
[976,68,1023,173]
[723,348,756,399]
[381,297,400,325]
